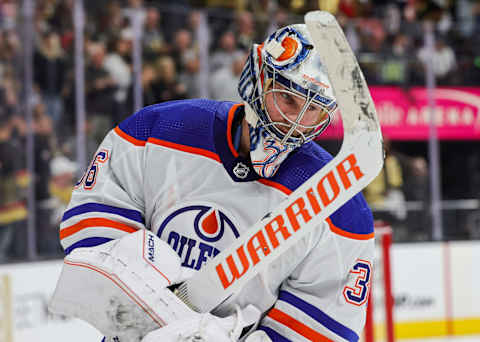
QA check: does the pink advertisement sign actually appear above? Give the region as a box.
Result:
[319,87,480,140]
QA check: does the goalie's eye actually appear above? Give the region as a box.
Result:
[280,92,294,104]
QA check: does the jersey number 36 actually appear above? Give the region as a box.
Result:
[75,149,110,190]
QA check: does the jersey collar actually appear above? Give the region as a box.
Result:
[213,103,260,183]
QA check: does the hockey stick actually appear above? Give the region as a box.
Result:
[176,11,384,313]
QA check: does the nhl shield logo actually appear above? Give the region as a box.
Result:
[233,162,249,179]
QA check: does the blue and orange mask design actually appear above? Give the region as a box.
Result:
[238,24,338,178]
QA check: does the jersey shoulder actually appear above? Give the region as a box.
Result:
[272,143,374,236]
[117,99,234,152]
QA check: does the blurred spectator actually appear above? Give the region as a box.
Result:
[123,0,147,43]
[380,33,412,85]
[403,156,430,240]
[210,30,244,72]
[97,0,127,43]
[400,3,423,42]
[34,29,66,129]
[143,6,169,62]
[234,11,255,50]
[248,0,278,41]
[48,0,74,36]
[153,55,187,102]
[337,12,361,53]
[158,0,190,41]
[172,29,201,98]
[0,29,20,76]
[363,138,407,226]
[187,10,203,35]
[31,103,60,257]
[104,33,133,123]
[338,0,359,18]
[264,7,290,37]
[48,155,76,230]
[383,3,402,37]
[474,0,480,37]
[1,101,57,259]
[417,35,457,85]
[139,63,158,106]
[125,0,145,12]
[0,75,18,118]
[357,3,387,54]
[60,118,101,167]
[85,41,117,143]
[0,113,28,262]
[0,1,18,31]
[210,52,246,101]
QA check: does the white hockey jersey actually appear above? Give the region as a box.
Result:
[60,99,374,342]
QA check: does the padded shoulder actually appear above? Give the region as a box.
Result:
[118,99,226,152]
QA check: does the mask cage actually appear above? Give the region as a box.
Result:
[249,62,337,148]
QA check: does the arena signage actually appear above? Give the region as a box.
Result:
[319,87,480,140]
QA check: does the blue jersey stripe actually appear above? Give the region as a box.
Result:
[64,237,113,255]
[62,203,145,224]
[278,290,359,342]
[258,326,292,342]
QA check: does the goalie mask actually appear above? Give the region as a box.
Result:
[238,24,338,178]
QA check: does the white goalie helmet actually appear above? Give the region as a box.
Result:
[238,24,338,148]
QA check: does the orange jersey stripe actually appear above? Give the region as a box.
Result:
[114,126,147,146]
[226,103,242,158]
[60,218,138,240]
[148,137,221,163]
[326,217,374,240]
[267,308,334,342]
[257,178,292,196]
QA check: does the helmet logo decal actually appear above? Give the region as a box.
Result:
[264,26,312,71]
[277,37,299,61]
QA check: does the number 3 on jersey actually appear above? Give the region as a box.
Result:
[75,149,110,190]
[343,259,372,306]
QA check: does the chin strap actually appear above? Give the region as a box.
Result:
[243,102,258,128]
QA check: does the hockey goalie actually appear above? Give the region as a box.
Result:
[49,11,382,342]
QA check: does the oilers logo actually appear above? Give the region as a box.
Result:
[264,26,312,71]
[157,204,240,271]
